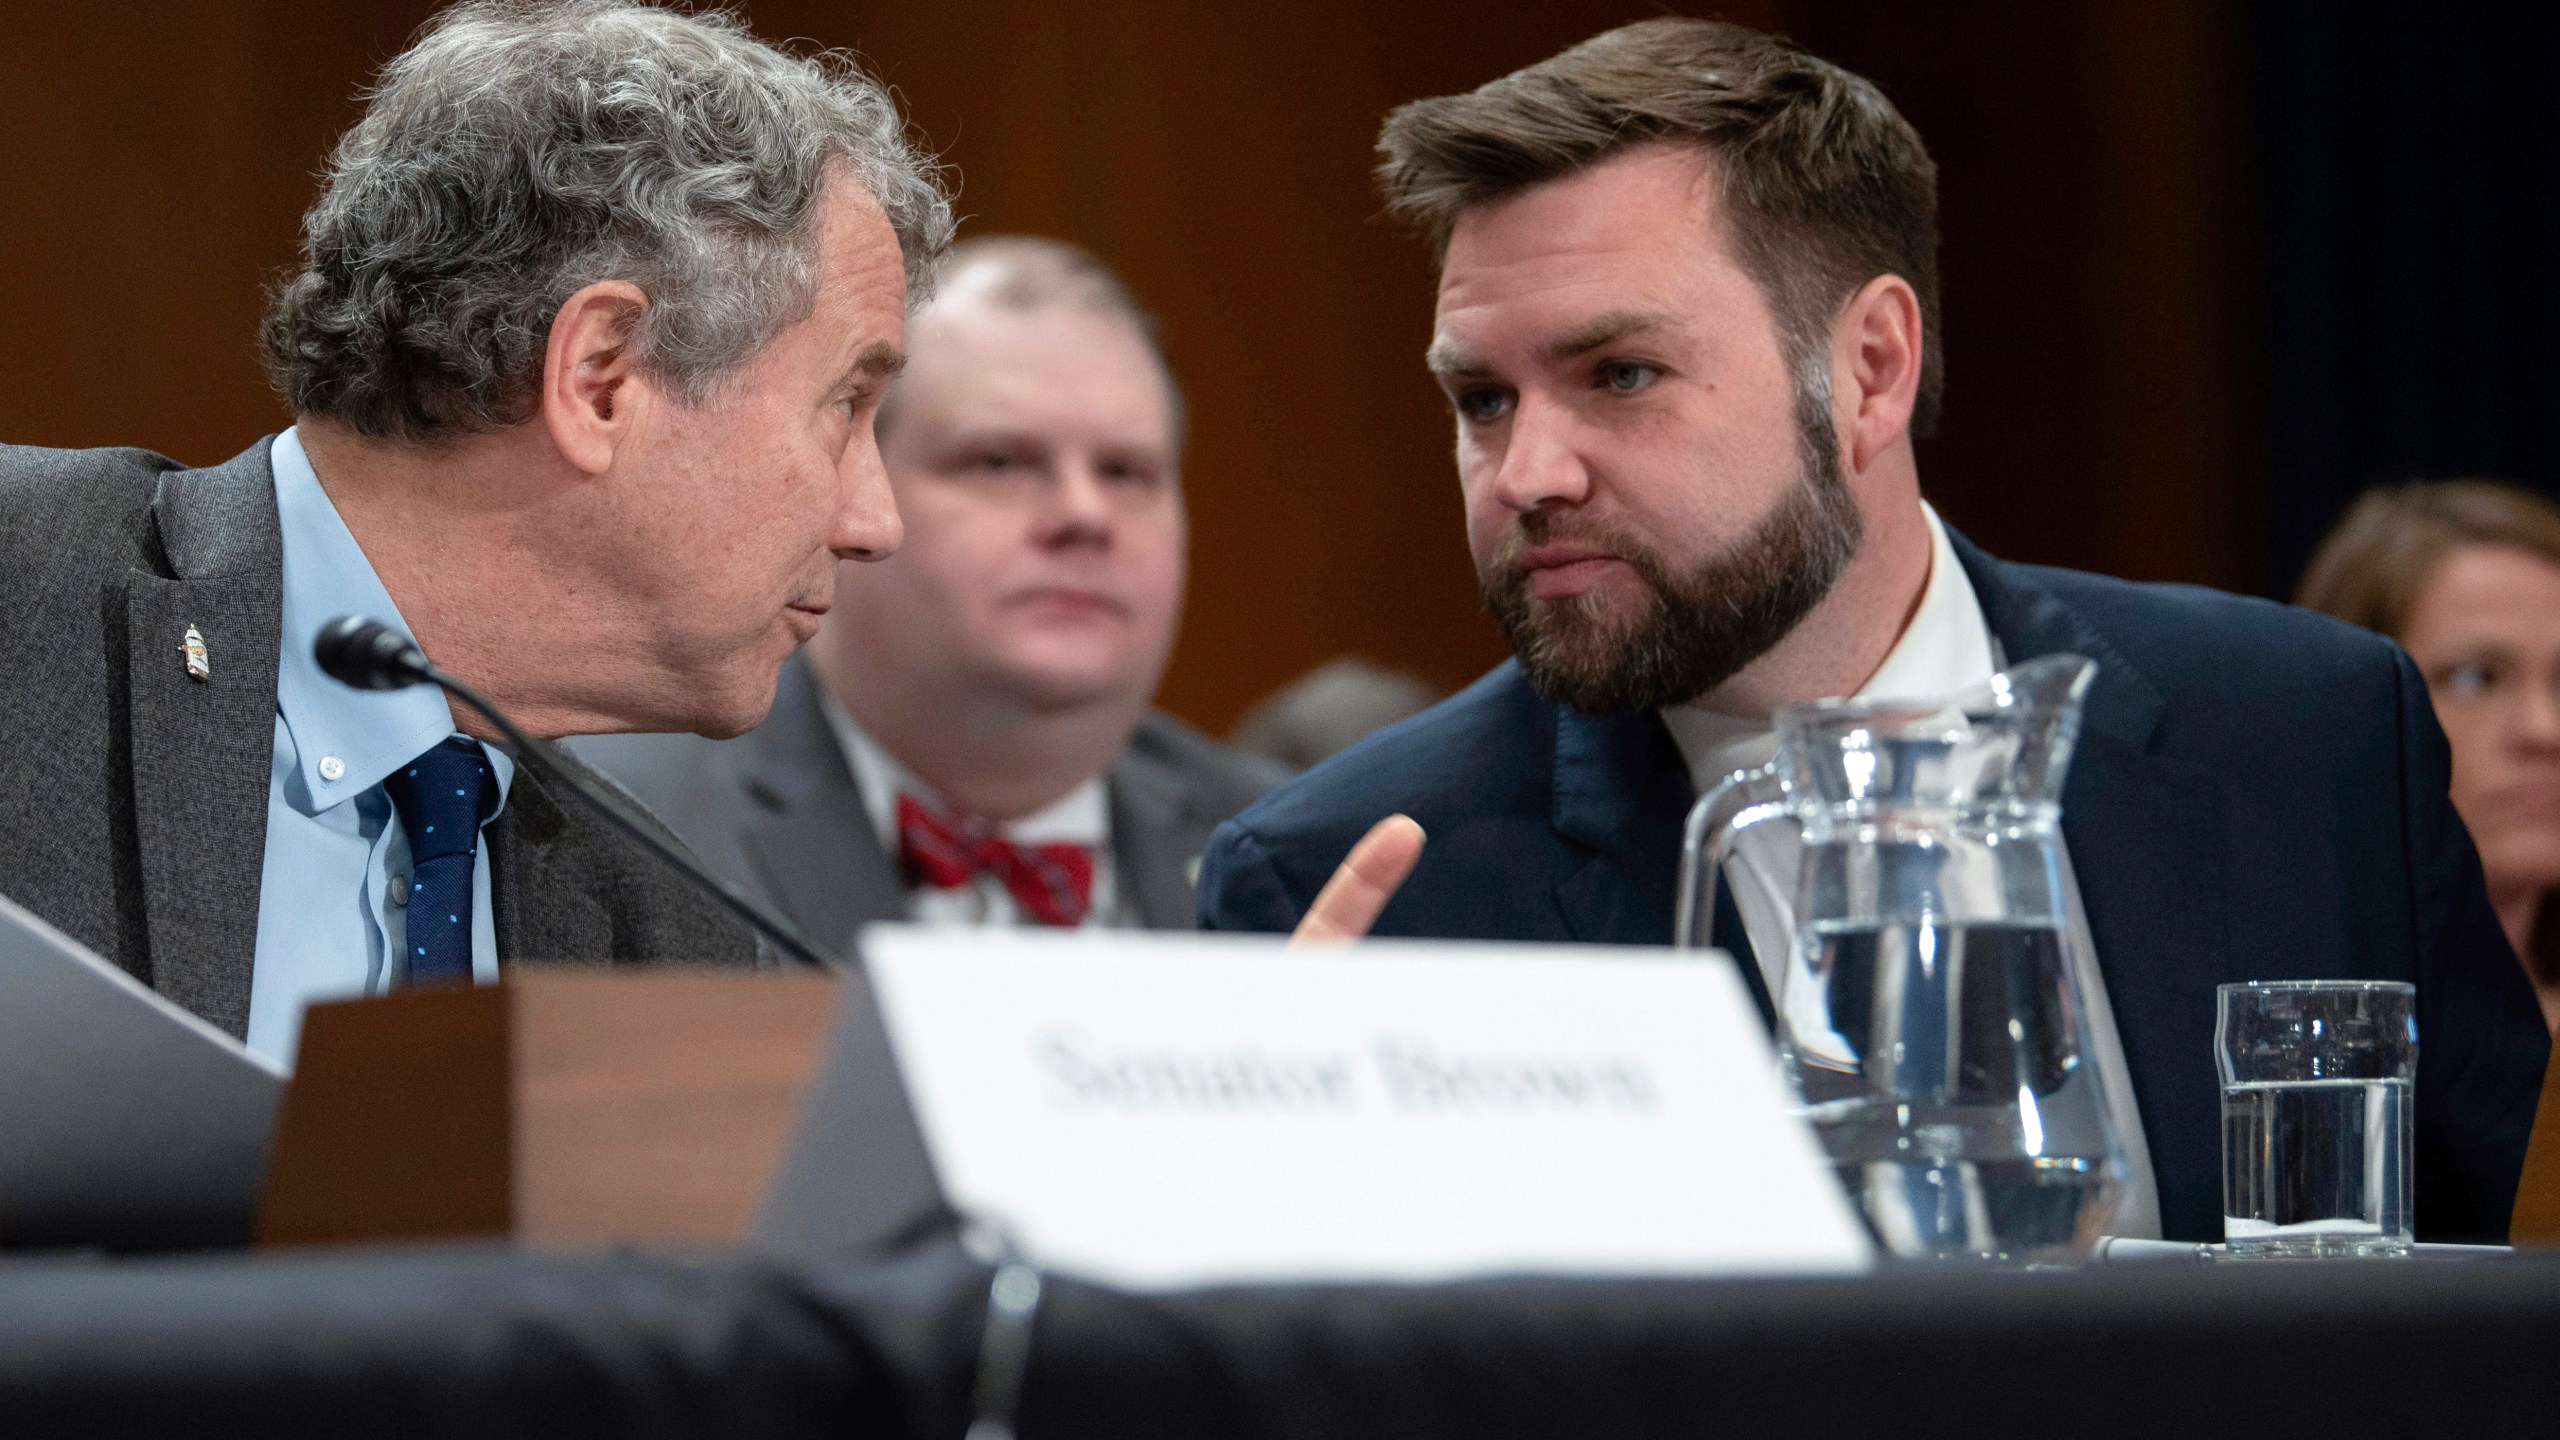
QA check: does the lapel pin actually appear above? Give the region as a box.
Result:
[182,623,210,682]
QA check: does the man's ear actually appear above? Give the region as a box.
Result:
[540,280,653,476]
[1833,273,1923,476]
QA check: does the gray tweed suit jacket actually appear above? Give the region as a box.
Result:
[0,436,757,1039]
[568,655,1286,955]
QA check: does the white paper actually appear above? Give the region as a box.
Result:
[0,891,282,1249]
[859,926,1873,1290]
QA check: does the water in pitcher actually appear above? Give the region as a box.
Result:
[2222,1077,2411,1257]
[1789,917,2119,1262]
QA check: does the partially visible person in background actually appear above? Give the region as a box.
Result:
[576,236,1280,949]
[1232,658,1442,772]
[2299,480,2560,1031]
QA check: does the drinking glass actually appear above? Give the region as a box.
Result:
[2216,981,2415,1258]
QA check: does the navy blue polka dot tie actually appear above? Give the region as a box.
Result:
[381,736,498,986]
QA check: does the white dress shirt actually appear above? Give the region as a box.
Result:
[818,690,1123,928]
[1659,501,2162,1238]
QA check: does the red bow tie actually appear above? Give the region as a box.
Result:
[895,794,1095,927]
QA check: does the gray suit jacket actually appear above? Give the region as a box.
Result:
[0,437,758,1039]
[568,655,1285,956]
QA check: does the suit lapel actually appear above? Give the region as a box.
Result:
[1550,705,1694,945]
[123,442,285,1037]
[735,659,903,957]
[1109,746,1200,929]
[487,765,612,962]
[1953,530,2236,1236]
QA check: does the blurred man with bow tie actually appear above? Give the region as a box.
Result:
[578,236,1282,945]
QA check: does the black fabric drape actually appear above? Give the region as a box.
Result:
[2251,0,2560,592]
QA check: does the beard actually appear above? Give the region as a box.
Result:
[1479,391,1864,715]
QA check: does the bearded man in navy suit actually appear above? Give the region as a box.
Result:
[1195,18,2551,1244]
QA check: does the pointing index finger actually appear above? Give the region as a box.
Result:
[1289,814,1426,945]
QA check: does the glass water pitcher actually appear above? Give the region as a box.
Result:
[1675,654,2135,1263]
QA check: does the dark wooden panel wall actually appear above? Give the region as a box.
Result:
[1790,2,2250,596]
[0,2,443,468]
[0,0,2246,734]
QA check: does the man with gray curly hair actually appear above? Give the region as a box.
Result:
[0,0,951,1067]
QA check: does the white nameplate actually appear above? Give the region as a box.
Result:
[855,926,1872,1289]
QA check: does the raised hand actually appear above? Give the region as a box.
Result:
[1286,814,1425,945]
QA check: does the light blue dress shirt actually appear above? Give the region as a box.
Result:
[246,428,514,1070]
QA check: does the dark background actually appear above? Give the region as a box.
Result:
[2,1,2546,733]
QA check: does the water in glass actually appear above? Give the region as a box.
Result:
[2221,1078,2412,1256]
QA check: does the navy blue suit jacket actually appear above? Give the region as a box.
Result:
[1199,532,2552,1243]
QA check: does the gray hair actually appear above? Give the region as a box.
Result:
[262,0,954,444]
[882,234,1188,451]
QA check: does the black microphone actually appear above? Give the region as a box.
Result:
[313,614,434,690]
[313,615,833,971]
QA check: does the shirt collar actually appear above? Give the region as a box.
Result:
[1855,500,1998,704]
[271,427,513,815]
[816,686,1110,852]
[1660,500,1997,794]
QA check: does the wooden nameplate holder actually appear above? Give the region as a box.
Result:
[258,969,840,1249]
